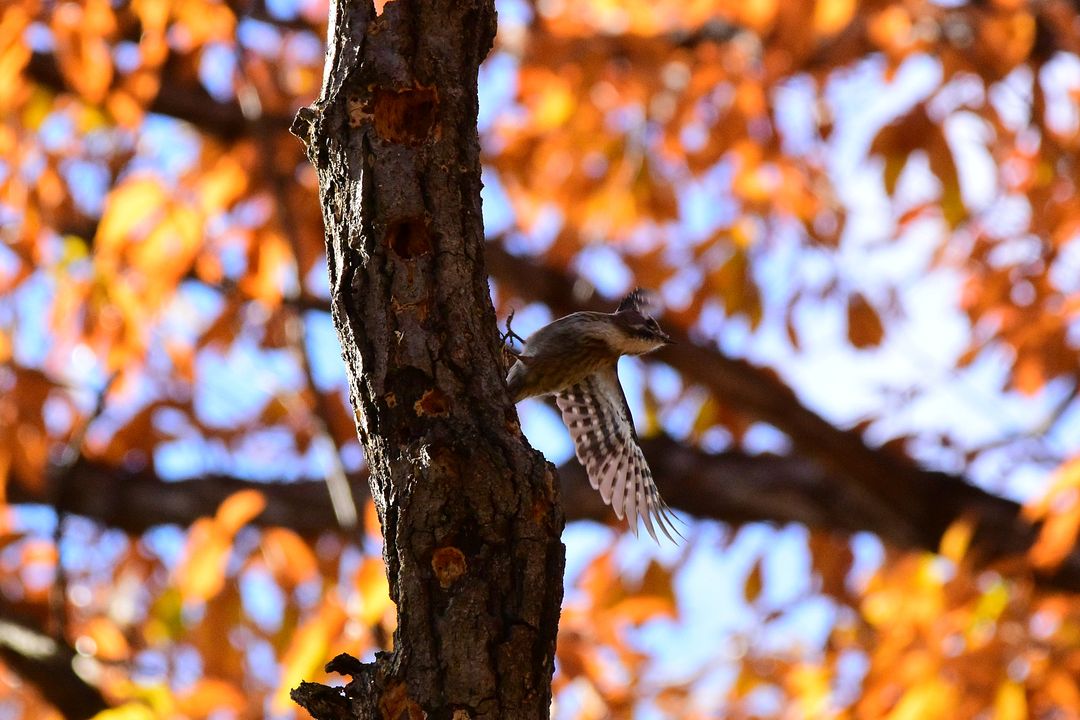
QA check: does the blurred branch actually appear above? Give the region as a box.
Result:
[0,600,108,720]
[24,53,292,140]
[9,459,362,535]
[47,373,117,642]
[9,431,1080,591]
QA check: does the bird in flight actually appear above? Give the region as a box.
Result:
[505,289,683,542]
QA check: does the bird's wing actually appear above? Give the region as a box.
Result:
[555,367,682,543]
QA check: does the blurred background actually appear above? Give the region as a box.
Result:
[2,0,1080,717]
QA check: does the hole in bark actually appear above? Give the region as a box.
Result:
[387,218,433,258]
[372,86,438,145]
[415,388,449,416]
[379,683,424,720]
[431,546,467,588]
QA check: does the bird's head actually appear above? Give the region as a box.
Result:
[612,289,672,356]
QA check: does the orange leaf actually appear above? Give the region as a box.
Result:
[175,518,230,602]
[215,489,267,534]
[740,0,779,32]
[80,617,131,661]
[261,527,319,587]
[609,596,673,624]
[813,0,855,37]
[1029,503,1080,570]
[0,6,31,107]
[197,154,249,214]
[175,678,247,719]
[239,230,292,308]
[52,0,115,104]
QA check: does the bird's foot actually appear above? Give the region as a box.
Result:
[499,309,526,352]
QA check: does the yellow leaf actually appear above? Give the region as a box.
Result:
[993,682,1027,720]
[972,579,1010,626]
[939,516,974,564]
[355,556,393,627]
[95,177,168,255]
[532,73,575,131]
[129,205,201,294]
[144,587,184,643]
[787,664,831,718]
[90,703,156,720]
[198,155,249,214]
[689,396,717,442]
[273,594,347,713]
[887,678,955,720]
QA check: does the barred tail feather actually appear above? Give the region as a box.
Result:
[555,367,682,544]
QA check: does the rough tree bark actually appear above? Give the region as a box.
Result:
[288,1,565,718]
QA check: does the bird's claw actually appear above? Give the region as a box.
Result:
[499,309,526,351]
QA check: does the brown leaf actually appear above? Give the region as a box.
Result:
[744,559,764,605]
[847,292,885,349]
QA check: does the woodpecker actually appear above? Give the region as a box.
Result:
[506,289,683,543]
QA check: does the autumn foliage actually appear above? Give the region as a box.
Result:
[2,0,1080,717]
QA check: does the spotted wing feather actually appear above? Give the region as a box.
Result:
[555,367,682,543]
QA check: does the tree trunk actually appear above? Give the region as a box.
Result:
[289,1,565,718]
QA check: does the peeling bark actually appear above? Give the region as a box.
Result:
[288,1,564,717]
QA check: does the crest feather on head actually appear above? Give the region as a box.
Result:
[617,288,660,316]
